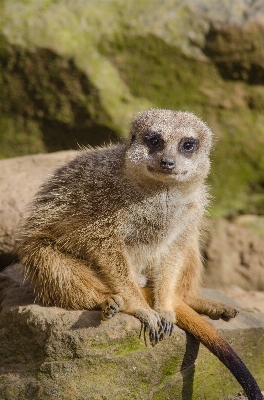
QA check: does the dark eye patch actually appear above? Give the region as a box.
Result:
[144,132,164,153]
[131,133,136,144]
[179,137,199,157]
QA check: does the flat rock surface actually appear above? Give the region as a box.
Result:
[218,285,264,313]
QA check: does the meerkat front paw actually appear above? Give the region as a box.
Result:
[134,309,163,347]
[156,309,176,338]
[101,295,124,320]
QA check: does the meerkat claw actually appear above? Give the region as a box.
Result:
[167,320,173,335]
[136,309,162,346]
[142,322,159,346]
[158,311,176,338]
[169,322,174,336]
[161,319,174,337]
[149,326,159,346]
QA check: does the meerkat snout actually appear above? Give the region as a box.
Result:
[160,158,176,170]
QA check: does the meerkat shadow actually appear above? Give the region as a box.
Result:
[71,310,102,329]
[180,332,200,400]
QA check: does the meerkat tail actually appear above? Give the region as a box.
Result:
[175,300,263,400]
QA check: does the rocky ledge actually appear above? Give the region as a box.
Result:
[0,264,263,400]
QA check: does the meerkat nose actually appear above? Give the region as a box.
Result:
[160,158,176,170]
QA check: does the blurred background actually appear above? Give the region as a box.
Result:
[1,0,264,217]
[0,0,264,294]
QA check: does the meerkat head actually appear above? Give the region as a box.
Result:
[125,108,213,185]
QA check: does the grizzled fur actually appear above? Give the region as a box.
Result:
[16,109,237,333]
[17,109,235,335]
[16,109,264,398]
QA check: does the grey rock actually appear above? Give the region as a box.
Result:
[204,218,264,291]
[0,151,77,269]
[0,264,263,399]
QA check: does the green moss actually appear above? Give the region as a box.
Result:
[89,336,145,359]
[100,34,264,217]
[0,43,119,158]
[114,337,146,356]
[234,216,264,237]
[153,383,182,400]
[0,116,44,159]
[0,0,152,142]
[100,34,217,112]
[208,108,264,217]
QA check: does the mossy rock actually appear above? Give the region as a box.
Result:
[100,33,264,217]
[1,265,264,399]
[0,0,264,216]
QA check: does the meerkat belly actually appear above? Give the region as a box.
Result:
[125,242,169,286]
[121,202,189,285]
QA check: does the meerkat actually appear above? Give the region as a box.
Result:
[16,109,263,399]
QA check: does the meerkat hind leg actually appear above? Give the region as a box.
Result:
[175,249,239,322]
[185,297,239,321]
[19,239,113,310]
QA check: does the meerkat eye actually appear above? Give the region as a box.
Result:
[179,137,199,156]
[183,141,194,151]
[145,132,164,152]
[149,137,160,147]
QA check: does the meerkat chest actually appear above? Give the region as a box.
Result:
[121,190,200,281]
[121,190,192,247]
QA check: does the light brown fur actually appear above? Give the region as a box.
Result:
[16,109,262,399]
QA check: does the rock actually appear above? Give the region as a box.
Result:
[0,151,77,269]
[218,285,264,313]
[224,391,258,400]
[0,264,264,400]
[204,218,264,291]
[0,0,264,215]
[234,214,264,238]
[204,15,264,84]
